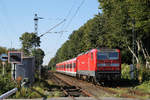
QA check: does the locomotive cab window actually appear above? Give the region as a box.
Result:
[97,52,119,60]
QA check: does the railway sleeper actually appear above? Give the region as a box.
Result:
[61,86,82,97]
[66,88,81,92]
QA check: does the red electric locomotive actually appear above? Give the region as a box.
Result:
[56,48,121,82]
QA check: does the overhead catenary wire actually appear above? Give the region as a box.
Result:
[46,31,68,34]
[38,1,74,63]
[39,19,66,37]
[59,0,76,37]
[61,0,85,37]
[40,0,76,38]
[38,0,85,66]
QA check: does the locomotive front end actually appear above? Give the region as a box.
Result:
[96,49,121,81]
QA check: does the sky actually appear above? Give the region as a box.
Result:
[0,0,100,65]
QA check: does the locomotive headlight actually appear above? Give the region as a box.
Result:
[97,63,119,67]
[97,63,106,67]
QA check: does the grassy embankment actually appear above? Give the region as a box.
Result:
[110,64,150,99]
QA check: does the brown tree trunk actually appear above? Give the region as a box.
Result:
[139,40,150,68]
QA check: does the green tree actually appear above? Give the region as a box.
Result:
[0,46,7,54]
[31,48,45,68]
[98,0,150,66]
[19,32,40,56]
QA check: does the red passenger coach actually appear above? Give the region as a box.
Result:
[56,58,77,76]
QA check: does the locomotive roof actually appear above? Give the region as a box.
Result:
[77,48,119,56]
[56,57,76,65]
[77,49,97,56]
[98,48,119,52]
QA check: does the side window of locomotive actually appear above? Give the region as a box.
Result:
[91,53,93,60]
[74,63,76,68]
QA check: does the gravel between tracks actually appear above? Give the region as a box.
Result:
[53,72,114,97]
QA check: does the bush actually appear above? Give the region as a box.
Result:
[121,64,137,80]
[0,74,16,95]
[138,67,150,82]
[135,80,150,93]
[121,64,131,80]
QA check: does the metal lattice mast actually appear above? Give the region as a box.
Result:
[34,14,43,35]
[34,14,38,34]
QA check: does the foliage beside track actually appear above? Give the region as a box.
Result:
[121,64,131,80]
[135,80,150,93]
[11,70,63,99]
[0,46,16,95]
[48,0,150,71]
[0,74,16,95]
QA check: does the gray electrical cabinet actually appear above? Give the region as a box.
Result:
[15,64,24,80]
[15,57,35,83]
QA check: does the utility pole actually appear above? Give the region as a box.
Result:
[34,14,43,35]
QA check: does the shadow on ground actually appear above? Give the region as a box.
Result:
[100,79,139,88]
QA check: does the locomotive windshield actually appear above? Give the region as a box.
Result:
[97,52,119,60]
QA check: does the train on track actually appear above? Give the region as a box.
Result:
[56,48,121,82]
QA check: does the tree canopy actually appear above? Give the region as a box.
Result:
[19,32,40,56]
[19,32,44,68]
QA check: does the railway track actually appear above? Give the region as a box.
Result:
[51,71,150,99]
[54,73,93,97]
[49,71,93,97]
[50,72,112,97]
[75,77,138,98]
